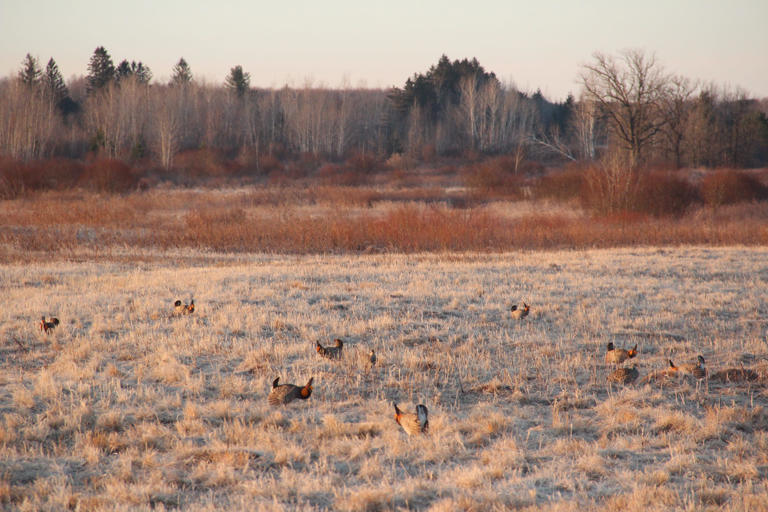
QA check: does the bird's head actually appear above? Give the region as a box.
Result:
[300,377,313,398]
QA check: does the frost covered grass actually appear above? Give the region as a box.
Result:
[1,247,767,510]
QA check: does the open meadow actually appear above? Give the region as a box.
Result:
[1,247,767,510]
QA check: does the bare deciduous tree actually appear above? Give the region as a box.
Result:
[580,49,669,167]
[660,75,697,168]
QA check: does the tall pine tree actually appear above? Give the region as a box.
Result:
[225,65,250,97]
[116,59,152,85]
[170,57,192,86]
[42,58,68,104]
[18,53,42,87]
[87,46,115,92]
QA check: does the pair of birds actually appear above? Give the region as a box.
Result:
[605,341,707,384]
[40,316,60,334]
[605,342,640,384]
[316,338,377,368]
[266,376,428,435]
[173,298,195,316]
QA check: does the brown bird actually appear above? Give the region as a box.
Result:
[393,402,429,435]
[173,298,195,316]
[268,377,314,406]
[369,349,376,367]
[667,356,706,379]
[510,302,530,320]
[604,342,638,364]
[40,316,60,334]
[316,338,344,360]
[607,365,639,384]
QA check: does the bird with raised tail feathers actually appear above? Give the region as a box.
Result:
[40,316,60,334]
[268,377,314,406]
[316,338,344,360]
[604,342,638,364]
[667,355,706,379]
[393,402,429,435]
[510,302,530,320]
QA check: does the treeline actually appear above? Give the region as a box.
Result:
[1,48,767,176]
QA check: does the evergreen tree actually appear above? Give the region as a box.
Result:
[116,59,153,85]
[115,59,132,83]
[18,53,42,87]
[42,58,68,103]
[170,57,192,86]
[132,61,152,84]
[87,46,115,92]
[225,65,250,97]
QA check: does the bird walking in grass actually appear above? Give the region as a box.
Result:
[393,402,429,435]
[667,355,706,379]
[316,338,344,360]
[368,349,376,368]
[268,377,314,406]
[604,342,638,364]
[607,365,639,384]
[40,316,60,334]
[510,302,530,320]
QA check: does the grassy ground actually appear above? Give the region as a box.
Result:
[1,247,767,510]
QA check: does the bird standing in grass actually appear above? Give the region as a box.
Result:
[173,297,195,316]
[393,402,429,435]
[604,342,638,364]
[369,349,376,368]
[607,365,639,384]
[667,355,706,379]
[40,316,60,334]
[268,377,314,406]
[316,338,344,360]
[510,302,530,320]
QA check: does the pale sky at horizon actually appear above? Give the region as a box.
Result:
[1,0,766,101]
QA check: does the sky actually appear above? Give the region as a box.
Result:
[1,0,767,101]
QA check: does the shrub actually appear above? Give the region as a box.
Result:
[634,171,699,217]
[174,149,228,178]
[534,169,585,201]
[345,152,381,173]
[0,158,85,198]
[0,158,27,199]
[463,156,524,197]
[257,154,284,175]
[700,170,768,207]
[79,159,137,193]
[580,162,639,215]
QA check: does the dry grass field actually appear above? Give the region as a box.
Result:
[1,247,767,510]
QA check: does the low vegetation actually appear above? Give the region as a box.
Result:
[1,248,767,510]
[1,163,767,261]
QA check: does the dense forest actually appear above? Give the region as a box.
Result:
[1,47,767,187]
